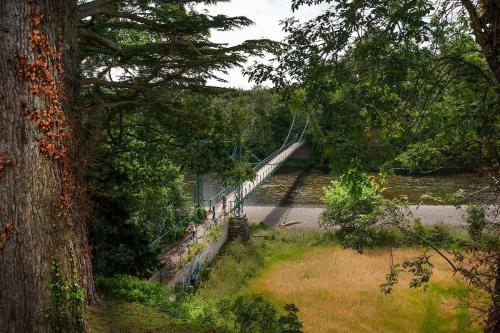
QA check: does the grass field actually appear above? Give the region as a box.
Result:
[88,229,484,333]
[249,246,482,333]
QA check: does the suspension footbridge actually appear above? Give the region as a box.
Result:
[150,116,308,283]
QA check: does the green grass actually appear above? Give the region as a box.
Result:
[419,284,480,333]
[86,298,212,333]
[190,229,483,333]
[87,228,483,333]
[194,229,335,299]
[247,245,483,333]
[183,230,334,328]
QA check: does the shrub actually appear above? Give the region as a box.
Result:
[230,295,278,333]
[88,140,197,277]
[321,169,388,251]
[217,295,303,333]
[465,205,486,242]
[95,275,185,317]
[278,304,303,333]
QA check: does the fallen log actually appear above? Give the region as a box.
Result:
[279,220,302,228]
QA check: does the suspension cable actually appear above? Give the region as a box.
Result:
[298,116,309,142]
[279,113,296,150]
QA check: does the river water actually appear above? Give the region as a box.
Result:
[245,167,489,206]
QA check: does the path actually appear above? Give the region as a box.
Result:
[245,205,469,228]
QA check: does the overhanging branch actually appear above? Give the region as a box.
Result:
[78,0,120,18]
[81,78,146,91]
[103,101,154,108]
[79,28,120,52]
[460,0,487,46]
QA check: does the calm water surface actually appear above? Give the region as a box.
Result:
[245,168,489,206]
[187,168,489,206]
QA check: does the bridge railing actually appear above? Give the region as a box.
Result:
[206,139,301,213]
[253,139,297,171]
[150,139,305,282]
[207,184,237,212]
[152,139,304,249]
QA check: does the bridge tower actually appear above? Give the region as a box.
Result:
[193,174,203,208]
[234,145,244,217]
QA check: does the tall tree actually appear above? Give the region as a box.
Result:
[76,0,276,277]
[249,0,499,331]
[0,1,97,332]
[0,0,275,332]
[77,0,275,118]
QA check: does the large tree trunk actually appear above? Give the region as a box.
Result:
[0,1,97,332]
[462,0,500,83]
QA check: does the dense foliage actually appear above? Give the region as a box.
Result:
[250,0,499,174]
[87,84,305,276]
[321,170,390,251]
[251,1,500,331]
[79,0,500,330]
[76,1,292,277]
[96,272,303,333]
[321,166,499,329]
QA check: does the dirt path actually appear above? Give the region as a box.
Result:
[244,205,469,228]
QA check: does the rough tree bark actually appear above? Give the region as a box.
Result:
[461,0,500,83]
[0,1,97,332]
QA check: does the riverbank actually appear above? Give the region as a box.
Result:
[245,204,469,228]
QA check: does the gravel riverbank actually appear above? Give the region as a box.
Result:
[244,205,469,228]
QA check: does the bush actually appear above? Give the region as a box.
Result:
[214,295,303,333]
[230,295,278,333]
[321,169,388,251]
[278,304,303,333]
[465,205,486,241]
[95,275,185,317]
[88,139,197,277]
[89,197,160,277]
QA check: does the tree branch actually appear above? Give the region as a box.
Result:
[78,0,120,18]
[460,0,487,47]
[81,78,145,91]
[78,28,120,52]
[439,55,495,83]
[79,9,201,55]
[99,10,176,34]
[103,101,154,108]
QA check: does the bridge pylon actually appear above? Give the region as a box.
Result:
[234,145,244,217]
[193,174,204,208]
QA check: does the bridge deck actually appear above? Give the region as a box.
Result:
[209,140,305,221]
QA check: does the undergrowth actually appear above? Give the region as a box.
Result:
[91,225,472,332]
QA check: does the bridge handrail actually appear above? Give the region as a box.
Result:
[207,183,237,211]
[150,139,306,281]
[253,139,296,171]
[206,139,301,212]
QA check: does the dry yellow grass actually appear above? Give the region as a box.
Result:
[249,247,480,333]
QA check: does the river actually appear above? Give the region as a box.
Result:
[190,166,492,228]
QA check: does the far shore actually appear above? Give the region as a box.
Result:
[244,204,495,229]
